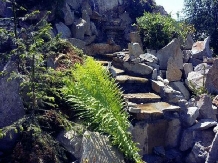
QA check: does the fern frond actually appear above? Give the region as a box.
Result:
[62,57,143,163]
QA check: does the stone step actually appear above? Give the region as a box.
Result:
[124,93,161,104]
[116,75,148,84]
[128,102,180,120]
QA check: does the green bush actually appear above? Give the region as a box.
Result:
[137,12,194,50]
[62,57,143,163]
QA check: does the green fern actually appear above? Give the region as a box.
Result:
[62,57,143,163]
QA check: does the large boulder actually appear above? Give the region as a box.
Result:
[61,3,74,25]
[196,94,217,121]
[0,61,25,151]
[205,59,218,94]
[72,18,87,40]
[180,106,199,127]
[57,129,83,159]
[80,131,125,163]
[132,119,168,155]
[191,37,212,60]
[169,81,190,100]
[66,0,82,10]
[55,22,72,38]
[82,10,92,36]
[166,57,182,82]
[165,118,181,148]
[157,38,183,70]
[128,42,144,59]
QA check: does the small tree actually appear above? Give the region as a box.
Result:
[136,12,194,50]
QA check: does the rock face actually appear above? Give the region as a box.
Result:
[157,38,183,70]
[93,0,124,14]
[0,61,25,151]
[80,131,125,163]
[191,37,212,60]
[205,59,218,94]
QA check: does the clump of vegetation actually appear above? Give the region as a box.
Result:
[136,12,195,50]
[62,57,143,163]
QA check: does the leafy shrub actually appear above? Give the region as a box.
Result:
[137,12,195,50]
[62,57,143,163]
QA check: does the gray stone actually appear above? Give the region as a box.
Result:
[180,107,199,127]
[132,119,168,155]
[129,32,143,48]
[183,50,192,63]
[55,22,71,38]
[66,0,82,10]
[80,131,125,163]
[68,38,86,50]
[57,130,83,159]
[90,21,98,36]
[183,63,193,78]
[197,94,217,120]
[170,81,190,100]
[189,57,203,67]
[152,69,158,80]
[157,38,183,70]
[0,61,25,151]
[151,80,165,93]
[186,142,209,163]
[82,10,92,36]
[81,0,92,16]
[183,34,194,50]
[72,18,87,40]
[165,118,181,148]
[123,62,153,76]
[205,59,218,94]
[191,37,213,60]
[84,35,96,45]
[62,3,74,25]
[140,53,158,63]
[160,86,184,104]
[180,128,215,153]
[180,129,194,151]
[128,43,144,59]
[166,57,182,82]
[206,132,218,163]
[186,71,205,91]
[189,119,217,130]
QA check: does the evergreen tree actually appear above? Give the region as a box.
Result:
[183,0,218,54]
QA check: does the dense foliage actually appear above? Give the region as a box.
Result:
[62,57,143,163]
[137,12,194,50]
[183,0,218,54]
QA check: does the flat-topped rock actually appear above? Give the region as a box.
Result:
[129,102,179,121]
[124,93,161,104]
[116,75,148,84]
